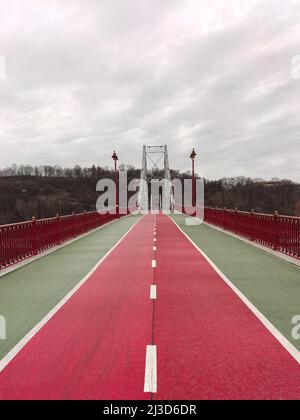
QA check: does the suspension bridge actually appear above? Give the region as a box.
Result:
[0,146,299,400]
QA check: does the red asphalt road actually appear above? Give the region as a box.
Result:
[0,214,299,400]
[154,216,300,400]
[0,216,155,400]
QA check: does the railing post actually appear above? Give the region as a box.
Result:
[274,211,279,251]
[56,213,61,244]
[84,210,88,232]
[31,216,38,255]
[93,210,96,229]
[72,212,76,237]
[251,209,254,241]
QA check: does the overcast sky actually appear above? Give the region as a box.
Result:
[0,0,300,180]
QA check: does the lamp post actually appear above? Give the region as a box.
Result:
[112,150,119,217]
[190,148,197,210]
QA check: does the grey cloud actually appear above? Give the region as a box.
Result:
[0,0,300,180]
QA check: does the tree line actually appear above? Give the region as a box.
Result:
[0,165,299,225]
[0,163,117,178]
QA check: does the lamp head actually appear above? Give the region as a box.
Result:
[112,150,119,162]
[190,148,197,160]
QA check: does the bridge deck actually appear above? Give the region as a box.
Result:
[0,214,299,399]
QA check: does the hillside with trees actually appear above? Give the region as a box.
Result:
[0,164,299,225]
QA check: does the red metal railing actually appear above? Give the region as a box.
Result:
[175,205,300,259]
[0,210,127,270]
[204,208,300,259]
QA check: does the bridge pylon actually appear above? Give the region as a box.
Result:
[138,145,174,213]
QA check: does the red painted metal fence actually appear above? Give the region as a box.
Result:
[0,211,126,270]
[175,205,300,259]
[204,208,300,260]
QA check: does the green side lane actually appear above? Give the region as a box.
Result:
[0,215,141,360]
[171,214,300,351]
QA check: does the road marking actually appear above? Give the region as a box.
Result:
[0,216,143,373]
[152,260,157,268]
[150,285,157,299]
[169,215,300,365]
[153,238,157,242]
[154,232,156,236]
[144,345,157,393]
[153,246,157,251]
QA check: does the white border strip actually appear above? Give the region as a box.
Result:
[144,345,157,393]
[0,216,143,373]
[0,214,135,279]
[169,216,300,365]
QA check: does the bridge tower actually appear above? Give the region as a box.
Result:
[138,145,174,212]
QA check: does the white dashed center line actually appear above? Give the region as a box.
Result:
[150,285,157,300]
[144,345,157,393]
